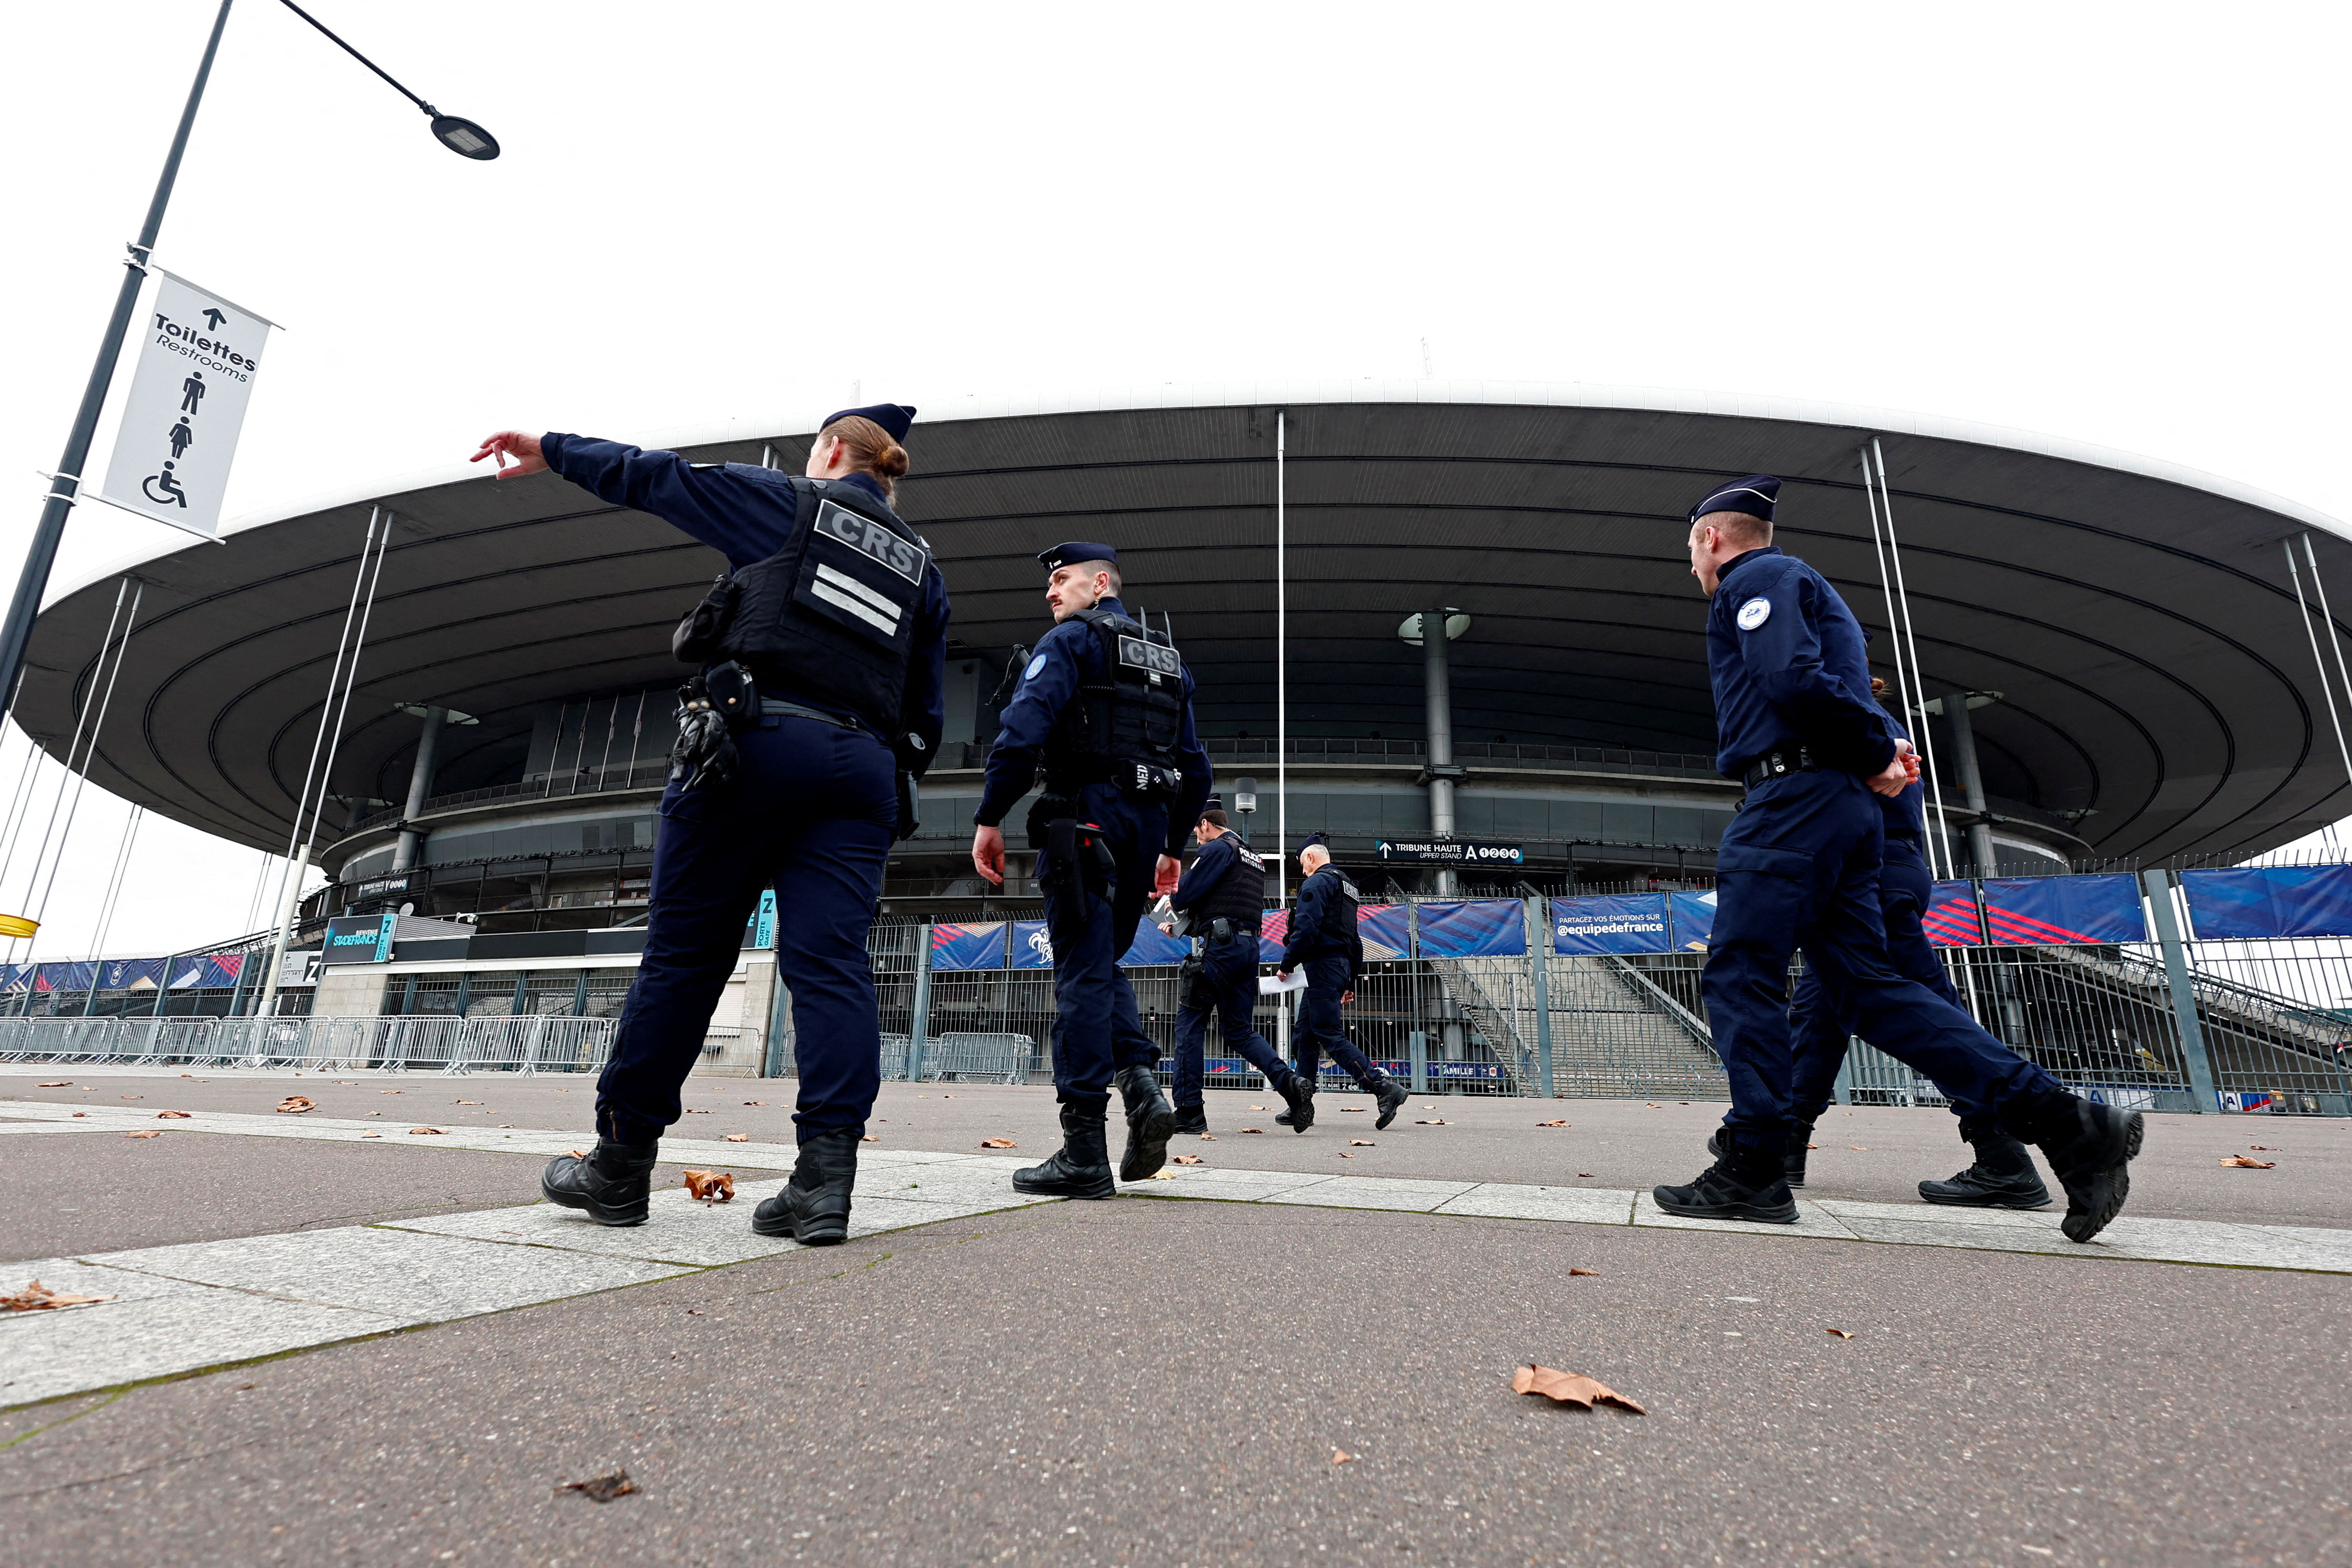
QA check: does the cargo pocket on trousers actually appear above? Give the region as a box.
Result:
[1711,841,1815,947]
[1714,842,1815,882]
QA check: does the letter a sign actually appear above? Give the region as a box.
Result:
[98,270,276,539]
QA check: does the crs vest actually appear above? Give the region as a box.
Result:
[1045,607,1185,772]
[1195,841,1267,926]
[1317,868,1360,944]
[716,476,933,737]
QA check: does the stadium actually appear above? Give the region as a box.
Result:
[8,382,2352,1111]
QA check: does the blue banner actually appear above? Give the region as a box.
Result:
[929,921,1008,972]
[1922,882,1986,947]
[2182,866,2352,940]
[1120,919,1191,967]
[1009,920,1055,971]
[1358,904,1410,961]
[1552,893,1671,955]
[1427,1060,1506,1082]
[1416,900,1526,957]
[1668,891,1716,951]
[1979,875,2145,946]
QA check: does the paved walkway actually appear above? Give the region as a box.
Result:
[7,1096,2347,1411]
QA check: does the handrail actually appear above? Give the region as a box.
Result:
[1599,953,1716,1053]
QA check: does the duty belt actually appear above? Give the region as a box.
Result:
[1741,747,1820,788]
[763,698,859,731]
[1884,828,1922,843]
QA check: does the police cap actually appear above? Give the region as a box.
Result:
[1687,474,1780,524]
[1299,833,1327,850]
[1038,542,1119,574]
[821,403,917,443]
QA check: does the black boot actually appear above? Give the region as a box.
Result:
[1116,1065,1179,1181]
[541,1138,659,1227]
[1654,1140,1799,1224]
[1919,1130,2053,1210]
[752,1128,860,1244]
[2010,1093,2143,1242]
[1171,1104,1209,1136]
[1370,1073,1409,1131]
[1707,1123,1812,1187]
[1013,1104,1116,1198]
[1274,1071,1316,1132]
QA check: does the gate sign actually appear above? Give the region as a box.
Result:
[1552,893,1670,955]
[99,270,276,539]
[1375,839,1524,866]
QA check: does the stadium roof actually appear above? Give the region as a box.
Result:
[21,379,2352,865]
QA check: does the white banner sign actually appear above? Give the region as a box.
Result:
[98,270,275,539]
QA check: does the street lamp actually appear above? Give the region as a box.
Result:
[1232,776,1258,842]
[0,0,501,716]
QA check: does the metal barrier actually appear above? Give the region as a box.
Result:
[0,1013,619,1074]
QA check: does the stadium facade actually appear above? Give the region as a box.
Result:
[15,381,2352,1037]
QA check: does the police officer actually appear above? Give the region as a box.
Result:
[1778,679,2053,1209]
[970,544,1211,1193]
[471,407,947,1244]
[1664,474,2140,1243]
[1165,803,1294,1134]
[1276,836,1408,1131]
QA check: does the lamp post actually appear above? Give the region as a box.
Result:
[0,0,499,718]
[1232,776,1258,845]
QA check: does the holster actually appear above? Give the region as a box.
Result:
[1208,917,1235,942]
[1027,797,1117,909]
[1177,951,1206,1010]
[670,677,741,793]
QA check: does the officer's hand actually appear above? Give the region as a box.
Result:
[470,430,549,479]
[972,825,1005,886]
[1866,740,1920,799]
[1341,989,1355,1005]
[1155,855,1181,897]
[1276,969,1291,982]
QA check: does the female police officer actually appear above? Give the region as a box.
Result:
[470,406,948,1243]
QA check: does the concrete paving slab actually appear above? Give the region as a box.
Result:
[0,1256,403,1407]
[1815,1196,2064,1229]
[1258,1174,1478,1211]
[1434,1183,1640,1224]
[92,1225,693,1319]
[2095,1214,2352,1271]
[1833,1214,2118,1259]
[1118,1165,1339,1201]
[1633,1191,1862,1239]
[384,1180,800,1266]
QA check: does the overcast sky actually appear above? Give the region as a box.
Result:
[2,0,2347,960]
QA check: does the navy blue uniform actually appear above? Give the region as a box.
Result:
[1700,548,2060,1157]
[1281,864,1379,1090]
[542,434,949,1147]
[977,596,1212,1107]
[1167,834,1287,1105]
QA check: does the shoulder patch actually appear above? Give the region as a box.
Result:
[1022,654,1049,681]
[1736,596,1773,632]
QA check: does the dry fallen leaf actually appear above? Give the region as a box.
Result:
[124,1130,162,1139]
[1512,1364,1646,1414]
[408,1127,444,1136]
[556,1469,638,1503]
[1240,1127,1265,1134]
[744,1101,767,1106]
[1150,1171,1175,1181]
[1569,1268,1598,1277]
[566,1148,588,1159]
[1332,1448,1355,1464]
[1826,1327,1855,1338]
[70,1112,85,1118]
[1807,1143,1820,1150]
[1349,1139,1376,1147]
[2,1279,117,1312]
[156,1110,191,1119]
[1172,1154,1205,1165]
[120,1095,142,1100]
[2250,1145,2274,1151]
[979,1138,1017,1149]
[457,1100,481,1106]
[859,1134,879,1142]
[1577,1172,1595,1178]
[1198,1134,1216,1141]
[1645,1103,1660,1109]
[360,1132,380,1138]
[1850,1145,1869,1152]
[681,1169,735,1204]
[276,1096,315,1114]
[1339,1151,1355,1158]
[723,1134,750,1143]
[1415,1118,1448,1125]
[1249,1104,1266,1110]
[36,1081,69,1088]
[684,1109,711,1115]
[2221,1154,2276,1168]
[1341,1107,1366,1113]
[379,1089,402,1094]
[1537,1119,1567,1127]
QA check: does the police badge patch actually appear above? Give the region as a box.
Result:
[1736,597,1773,632]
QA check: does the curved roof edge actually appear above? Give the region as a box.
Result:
[48,376,2351,608]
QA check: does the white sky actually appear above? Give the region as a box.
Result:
[2,0,2347,960]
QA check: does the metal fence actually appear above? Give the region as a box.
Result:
[0,1013,622,1073]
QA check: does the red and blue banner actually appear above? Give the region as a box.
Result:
[2181,866,2352,941]
[1256,910,1289,964]
[201,953,247,988]
[1922,882,1986,947]
[1552,893,1672,955]
[1668,891,1716,950]
[1415,899,1526,957]
[1978,875,2145,946]
[929,921,1009,972]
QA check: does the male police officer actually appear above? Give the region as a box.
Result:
[1166,804,1294,1134]
[472,406,947,1244]
[1277,836,1408,1131]
[971,544,1212,1194]
[1778,679,2054,1208]
[1668,474,2140,1242]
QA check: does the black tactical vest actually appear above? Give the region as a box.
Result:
[1195,840,1267,926]
[1319,868,1360,942]
[1046,606,1185,771]
[714,475,932,737]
